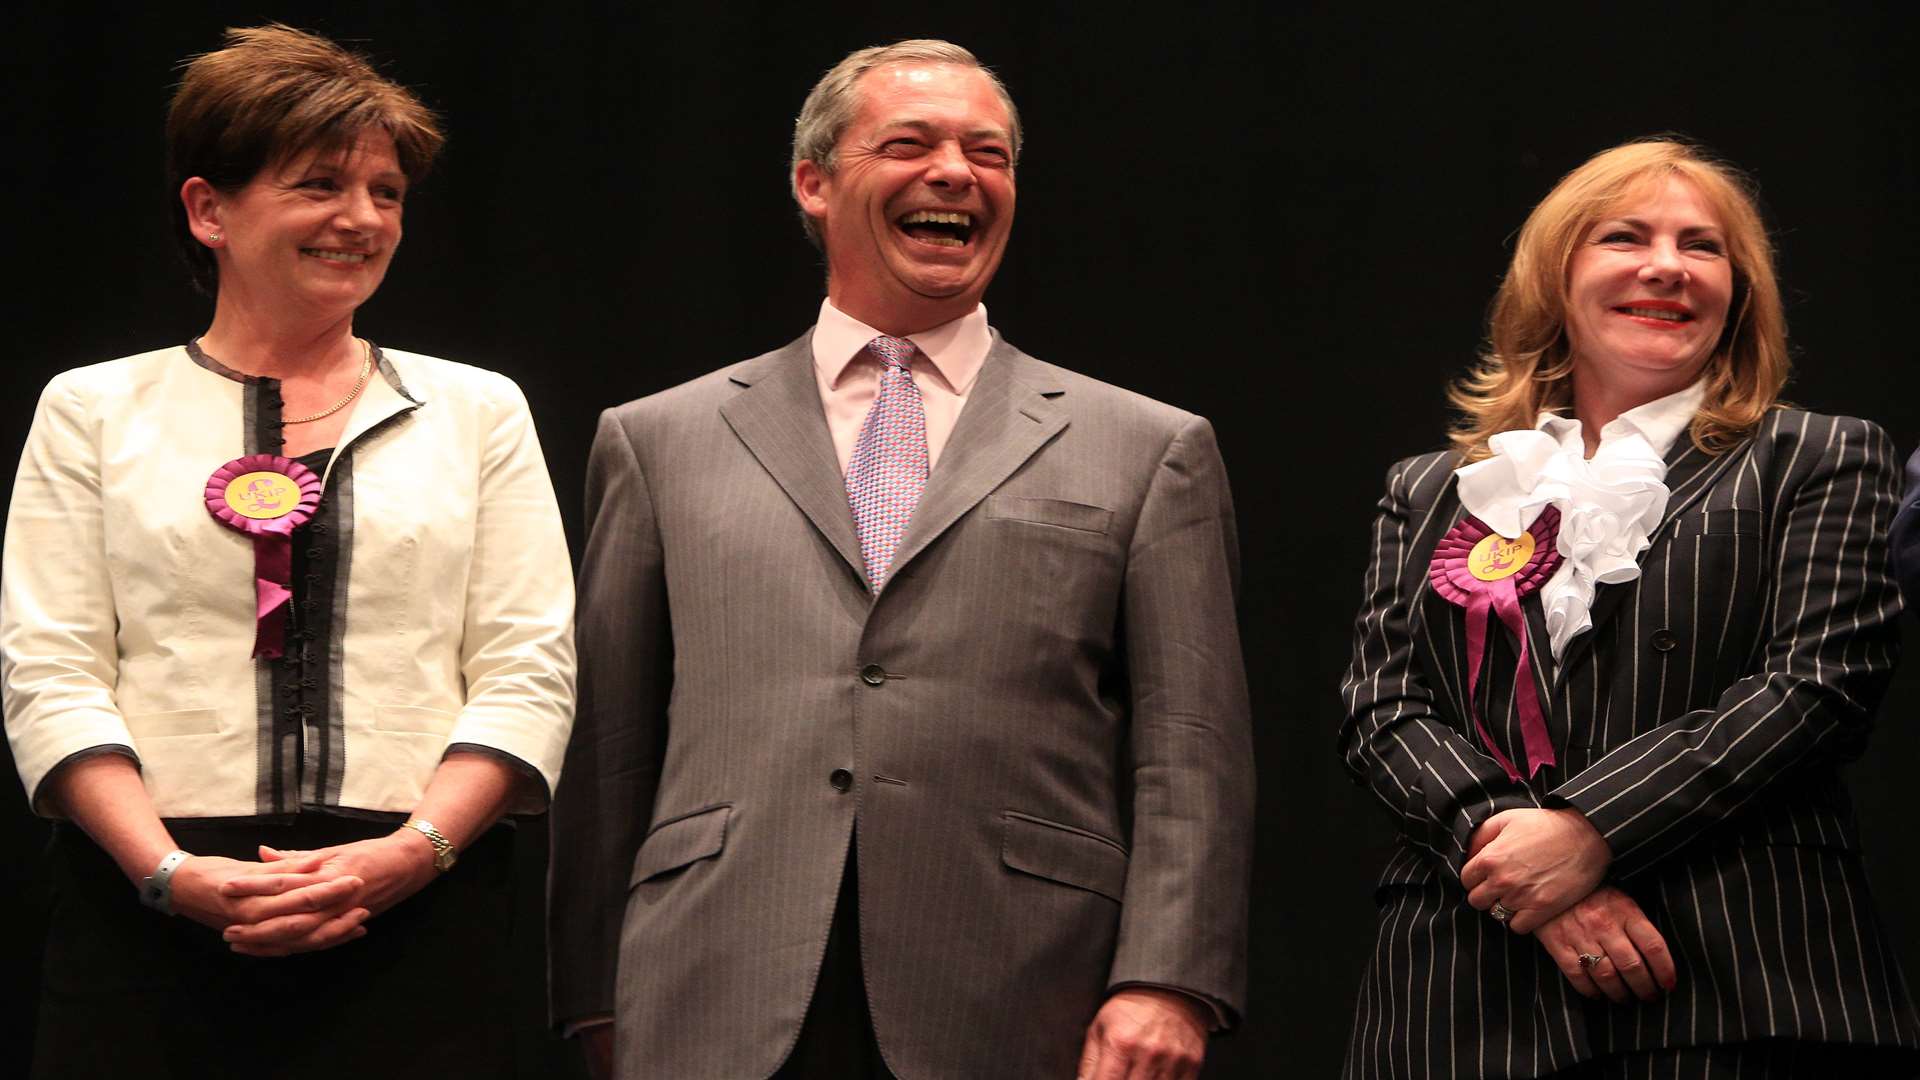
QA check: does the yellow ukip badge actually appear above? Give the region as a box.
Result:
[1467,530,1536,582]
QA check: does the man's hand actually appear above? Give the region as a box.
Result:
[1460,807,1610,933]
[218,832,437,955]
[1076,987,1209,1080]
[166,853,370,956]
[1532,885,1676,1003]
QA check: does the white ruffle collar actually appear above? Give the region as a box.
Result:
[1454,381,1704,658]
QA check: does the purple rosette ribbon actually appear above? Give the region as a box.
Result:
[204,454,324,659]
[1428,505,1564,782]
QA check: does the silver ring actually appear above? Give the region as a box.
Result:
[1489,902,1514,923]
[1577,952,1605,970]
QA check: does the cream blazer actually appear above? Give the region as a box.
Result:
[2,345,575,818]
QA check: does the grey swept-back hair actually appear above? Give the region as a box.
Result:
[789,39,1022,249]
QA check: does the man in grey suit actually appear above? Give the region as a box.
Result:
[548,39,1253,1080]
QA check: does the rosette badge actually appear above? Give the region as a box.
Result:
[205,454,324,659]
[1429,506,1563,782]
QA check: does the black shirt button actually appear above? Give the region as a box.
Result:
[829,768,853,792]
[859,664,886,687]
[1651,629,1678,652]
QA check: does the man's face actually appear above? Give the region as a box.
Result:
[795,62,1016,334]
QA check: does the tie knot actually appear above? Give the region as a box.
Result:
[866,335,916,371]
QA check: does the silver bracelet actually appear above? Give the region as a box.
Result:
[138,849,191,915]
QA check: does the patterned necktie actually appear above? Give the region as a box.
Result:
[845,335,929,590]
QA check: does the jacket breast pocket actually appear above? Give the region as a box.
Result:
[1000,810,1128,902]
[124,708,221,738]
[969,496,1124,640]
[630,804,732,888]
[986,496,1114,535]
[1670,508,1762,537]
[1655,526,1767,693]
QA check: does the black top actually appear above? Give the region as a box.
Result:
[270,447,339,807]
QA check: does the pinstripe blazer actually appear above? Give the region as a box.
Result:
[1338,410,1920,1079]
[546,333,1254,1080]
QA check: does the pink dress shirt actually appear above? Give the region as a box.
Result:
[809,300,993,474]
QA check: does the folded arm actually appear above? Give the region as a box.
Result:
[1338,455,1542,879]
[1551,416,1901,878]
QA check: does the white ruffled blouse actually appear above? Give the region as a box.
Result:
[1454,381,1705,659]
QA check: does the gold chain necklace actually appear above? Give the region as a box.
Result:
[284,339,373,425]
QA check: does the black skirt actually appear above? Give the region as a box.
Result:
[33,815,515,1080]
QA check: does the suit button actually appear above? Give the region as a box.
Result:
[1651,629,1678,652]
[829,768,853,792]
[859,664,887,686]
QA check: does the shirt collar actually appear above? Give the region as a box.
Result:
[810,299,991,395]
[1536,379,1707,459]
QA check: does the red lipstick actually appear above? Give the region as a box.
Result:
[1612,298,1694,330]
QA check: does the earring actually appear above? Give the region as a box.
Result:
[208,232,222,243]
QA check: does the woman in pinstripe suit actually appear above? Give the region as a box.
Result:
[1339,139,1920,1078]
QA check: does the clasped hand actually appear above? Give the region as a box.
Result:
[166,831,437,957]
[1460,807,1610,933]
[1532,885,1676,1002]
[1463,809,1677,1001]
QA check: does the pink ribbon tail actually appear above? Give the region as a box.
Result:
[251,530,294,659]
[1461,588,1525,784]
[1489,576,1556,779]
[1427,507,1564,783]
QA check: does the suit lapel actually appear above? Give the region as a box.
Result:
[883,336,1069,586]
[717,337,867,583]
[1519,591,1560,742]
[1554,435,1747,679]
[1649,437,1742,528]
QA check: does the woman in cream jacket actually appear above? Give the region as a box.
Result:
[1,25,573,1078]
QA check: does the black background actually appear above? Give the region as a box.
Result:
[3,3,1918,1077]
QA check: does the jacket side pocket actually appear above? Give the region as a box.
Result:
[630,804,733,887]
[1000,810,1128,902]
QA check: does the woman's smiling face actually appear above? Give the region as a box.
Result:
[1564,175,1734,399]
[209,130,407,318]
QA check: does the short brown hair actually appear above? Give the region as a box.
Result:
[1449,139,1789,460]
[167,24,445,294]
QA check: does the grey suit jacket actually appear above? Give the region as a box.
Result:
[1339,411,1920,1078]
[547,333,1254,1080]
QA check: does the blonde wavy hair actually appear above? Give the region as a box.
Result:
[1449,139,1789,460]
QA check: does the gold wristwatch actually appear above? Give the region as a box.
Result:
[400,817,457,872]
